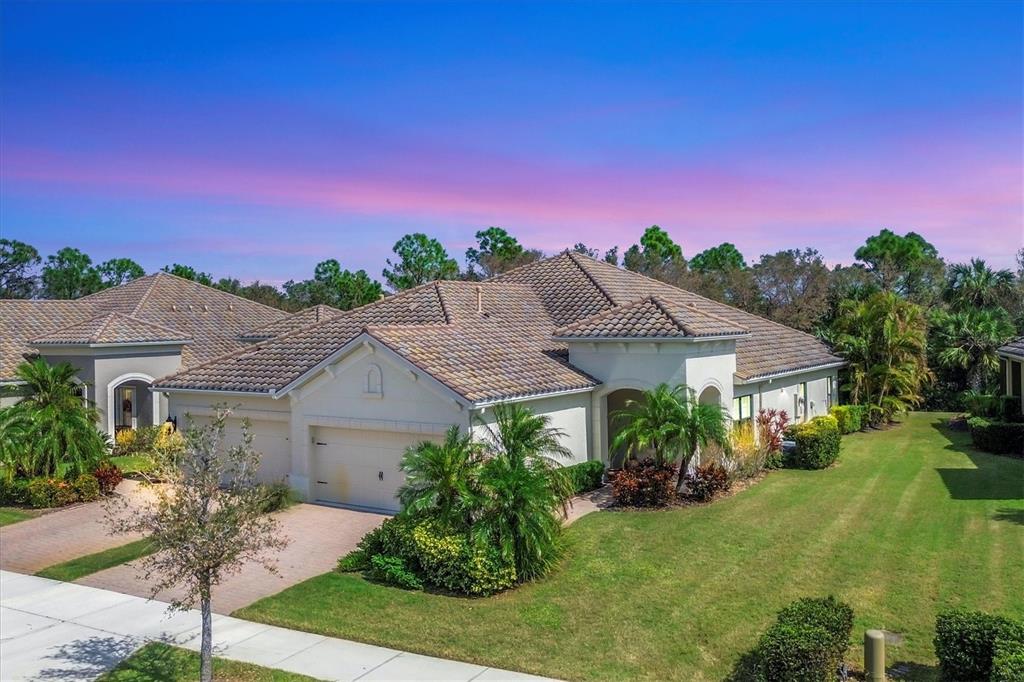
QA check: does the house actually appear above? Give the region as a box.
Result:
[0,273,291,432]
[146,252,844,512]
[997,337,1024,415]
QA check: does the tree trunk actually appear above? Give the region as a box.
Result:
[200,576,213,682]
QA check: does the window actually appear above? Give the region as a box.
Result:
[364,364,383,397]
[732,394,753,422]
[826,376,834,409]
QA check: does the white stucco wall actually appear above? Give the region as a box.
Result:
[471,391,592,465]
[733,366,839,423]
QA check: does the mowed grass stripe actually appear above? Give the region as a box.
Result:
[236,413,1024,681]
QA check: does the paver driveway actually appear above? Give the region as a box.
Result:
[0,481,150,574]
[78,502,385,613]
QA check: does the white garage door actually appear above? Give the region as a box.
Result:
[187,416,291,484]
[312,427,440,512]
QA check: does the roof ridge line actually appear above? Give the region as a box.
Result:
[649,295,696,336]
[434,282,452,324]
[130,274,163,316]
[566,252,617,307]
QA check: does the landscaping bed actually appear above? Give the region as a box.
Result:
[236,413,1024,681]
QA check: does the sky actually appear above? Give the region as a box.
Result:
[1,1,1021,285]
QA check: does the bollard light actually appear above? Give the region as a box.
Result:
[864,629,886,681]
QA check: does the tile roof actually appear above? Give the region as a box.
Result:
[999,337,1024,360]
[1,273,288,381]
[554,296,748,339]
[30,312,193,346]
[155,252,843,399]
[239,305,344,341]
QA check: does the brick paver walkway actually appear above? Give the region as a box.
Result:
[0,481,150,574]
[77,503,385,614]
[563,484,613,525]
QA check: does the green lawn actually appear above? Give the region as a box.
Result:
[99,642,320,681]
[235,413,1024,681]
[109,455,155,475]
[0,506,35,526]
[36,538,156,581]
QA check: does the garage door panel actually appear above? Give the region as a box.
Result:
[186,416,291,484]
[312,427,441,512]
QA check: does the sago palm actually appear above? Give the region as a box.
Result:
[474,403,571,581]
[610,383,687,466]
[398,425,482,525]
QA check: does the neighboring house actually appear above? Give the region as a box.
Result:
[997,338,1024,415]
[149,253,844,512]
[0,273,289,432]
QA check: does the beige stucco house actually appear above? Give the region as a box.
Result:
[150,253,843,512]
[998,338,1024,415]
[3,253,844,512]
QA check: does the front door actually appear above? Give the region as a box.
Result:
[116,385,137,431]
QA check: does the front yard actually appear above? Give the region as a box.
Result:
[236,413,1024,681]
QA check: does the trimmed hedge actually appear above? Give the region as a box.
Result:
[755,595,854,681]
[829,405,865,434]
[785,416,842,469]
[993,636,1024,682]
[967,417,1024,457]
[934,610,1024,681]
[560,460,605,495]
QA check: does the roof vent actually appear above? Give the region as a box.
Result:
[171,304,178,312]
[202,304,209,313]
[228,303,235,311]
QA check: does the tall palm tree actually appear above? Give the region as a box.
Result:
[474,403,571,581]
[610,383,687,466]
[832,292,930,425]
[397,425,482,525]
[933,307,1016,391]
[0,358,107,478]
[944,259,1014,311]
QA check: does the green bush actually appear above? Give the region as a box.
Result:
[368,554,423,590]
[755,595,854,682]
[559,460,604,495]
[0,477,29,505]
[256,482,298,513]
[71,474,100,502]
[347,516,517,596]
[26,478,78,508]
[992,635,1024,682]
[967,417,1024,457]
[785,416,842,469]
[828,405,864,434]
[934,610,1024,681]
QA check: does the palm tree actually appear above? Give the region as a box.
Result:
[832,292,930,425]
[944,259,1014,310]
[474,403,571,581]
[610,383,687,466]
[0,358,107,478]
[675,397,730,487]
[933,307,1016,391]
[397,426,482,525]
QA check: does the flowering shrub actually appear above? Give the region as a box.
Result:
[155,421,185,454]
[686,462,730,502]
[610,458,677,507]
[756,408,790,459]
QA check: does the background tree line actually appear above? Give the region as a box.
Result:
[2,226,1021,411]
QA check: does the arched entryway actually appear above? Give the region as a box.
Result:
[107,373,159,434]
[605,388,646,467]
[698,384,722,407]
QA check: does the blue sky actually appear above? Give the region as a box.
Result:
[1,1,1020,283]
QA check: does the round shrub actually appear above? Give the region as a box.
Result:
[786,416,841,469]
[828,405,864,435]
[756,621,835,682]
[935,610,1024,682]
[992,636,1024,682]
[26,478,78,508]
[92,461,124,495]
[686,462,730,502]
[71,473,100,502]
[0,477,29,505]
[776,596,854,661]
[610,458,677,507]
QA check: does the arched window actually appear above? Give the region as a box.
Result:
[365,364,383,397]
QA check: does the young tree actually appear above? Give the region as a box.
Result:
[465,227,542,278]
[0,238,41,298]
[382,233,459,290]
[162,263,214,286]
[41,247,103,299]
[106,409,287,682]
[96,257,145,288]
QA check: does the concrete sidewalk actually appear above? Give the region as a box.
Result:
[0,571,553,681]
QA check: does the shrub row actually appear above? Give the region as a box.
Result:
[967,417,1024,457]
[609,458,677,507]
[828,405,866,434]
[935,610,1024,681]
[785,415,842,469]
[559,460,605,495]
[0,473,102,508]
[339,516,517,596]
[755,596,854,682]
